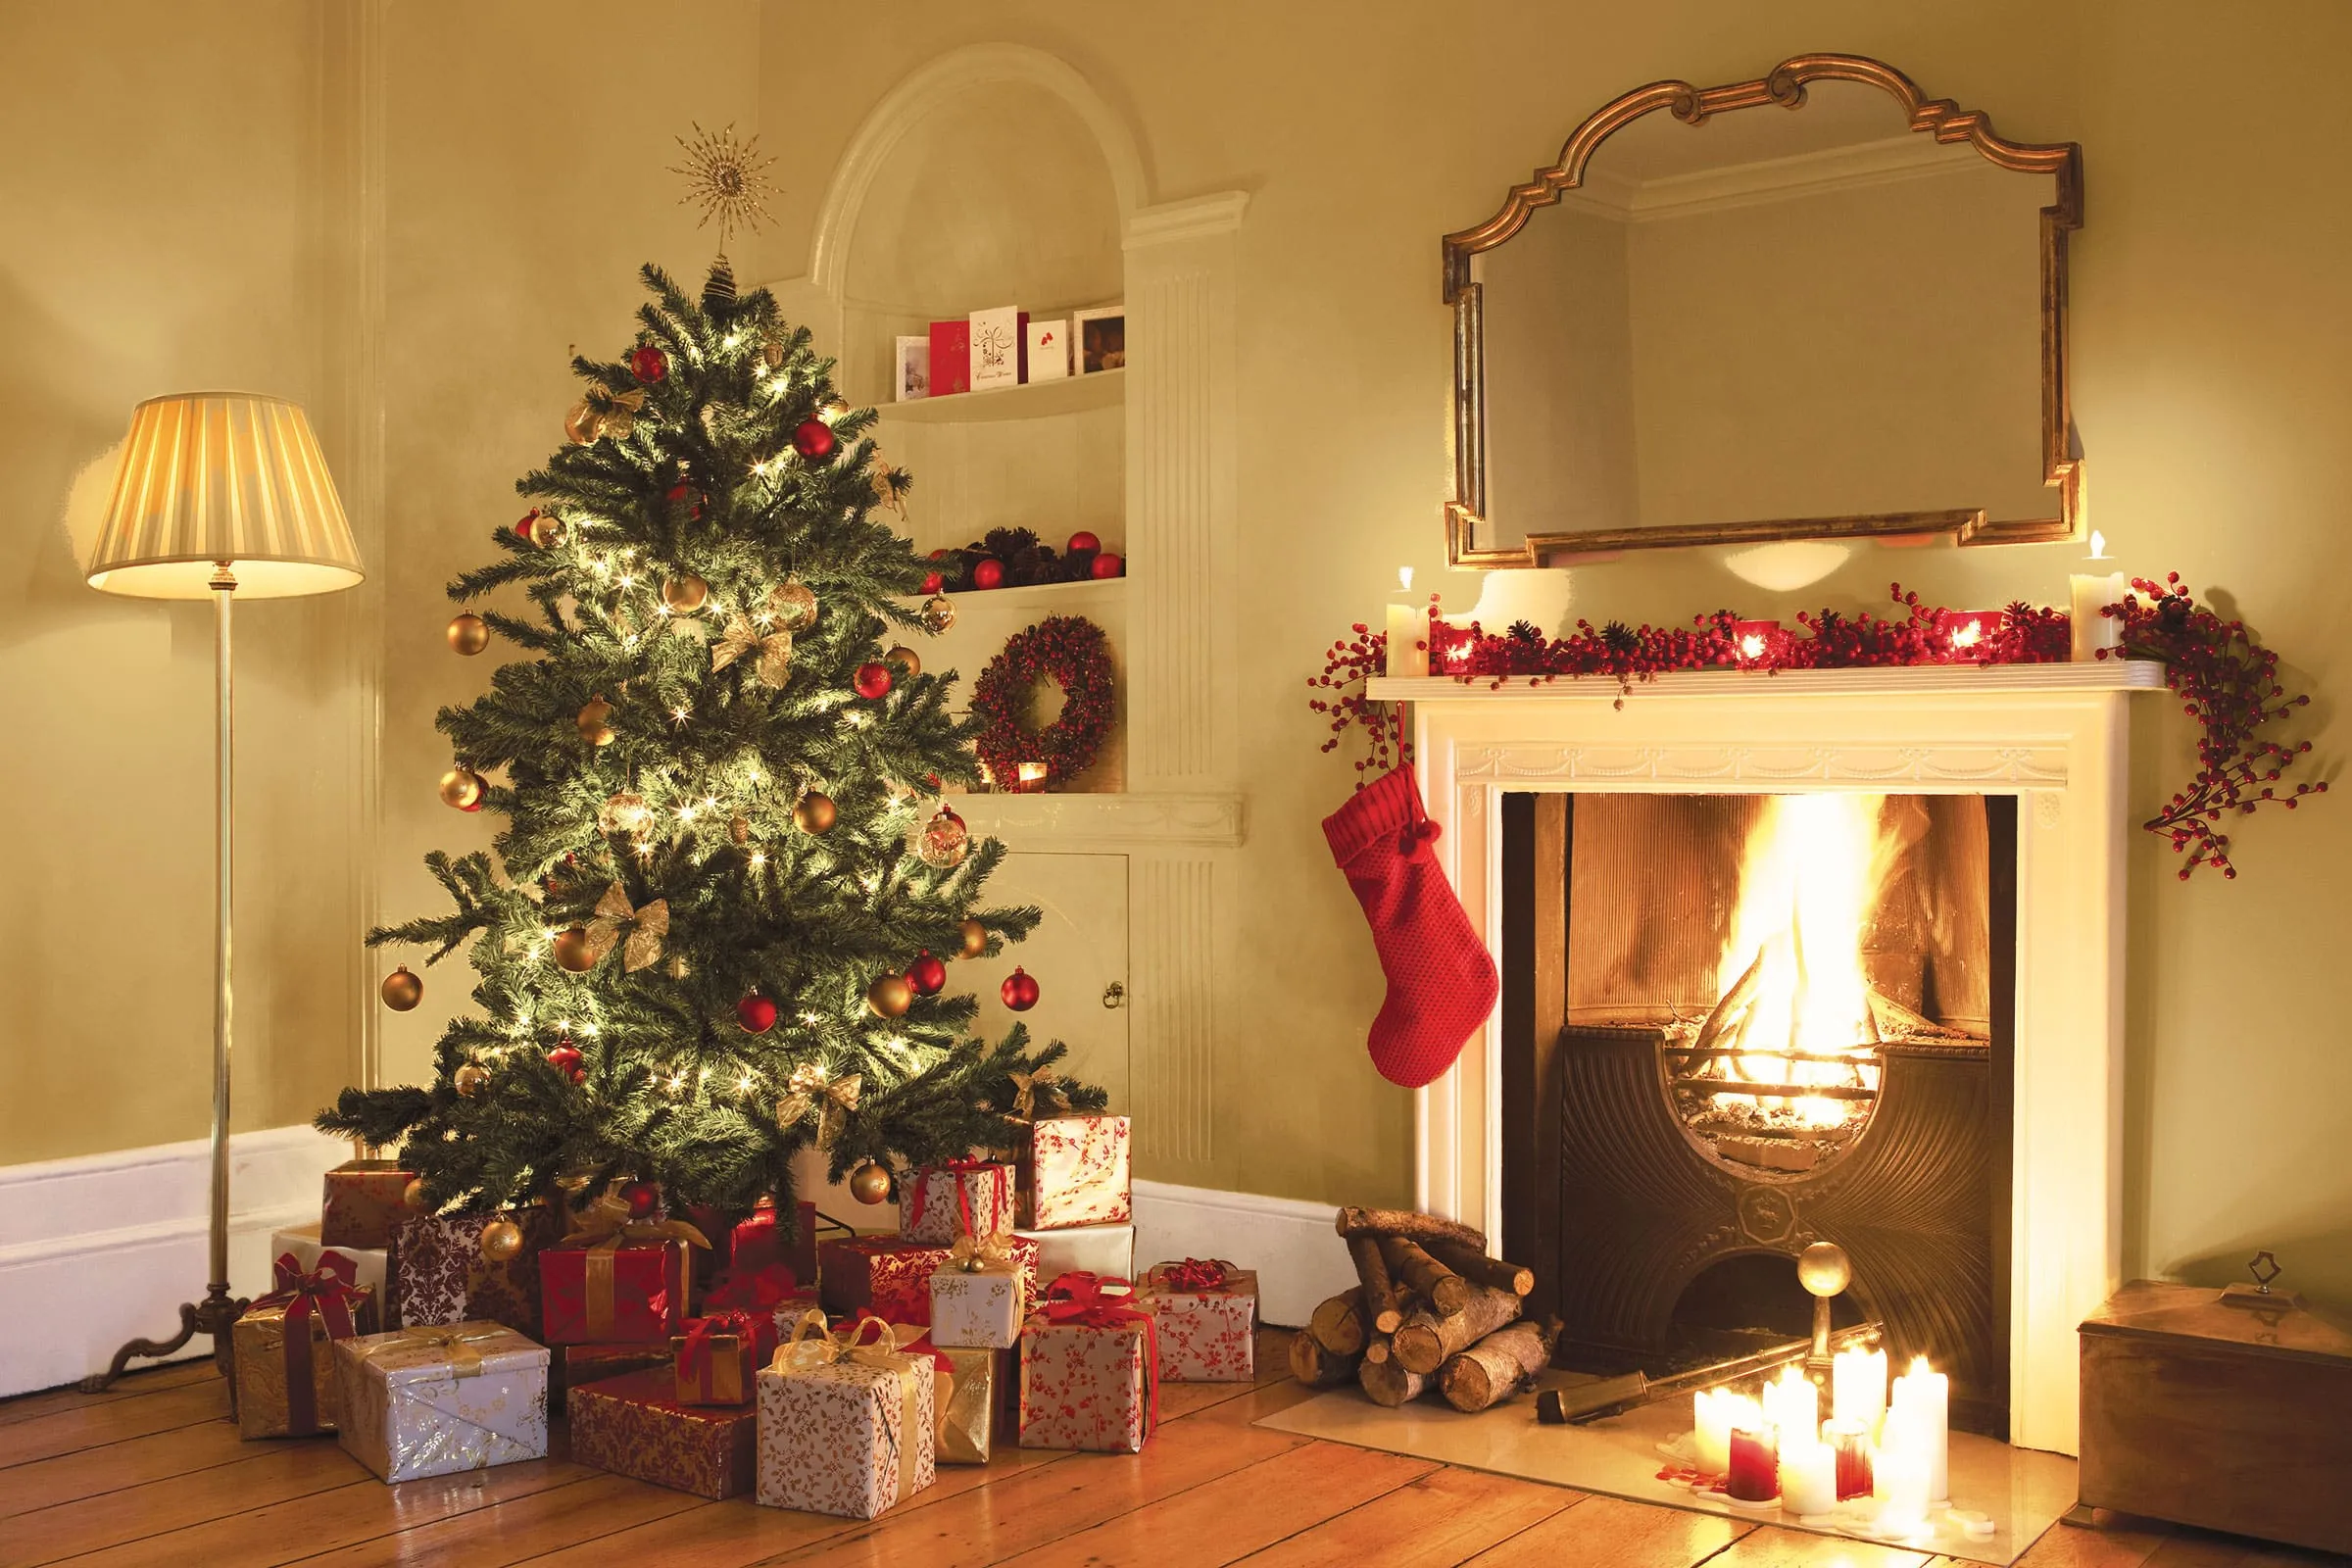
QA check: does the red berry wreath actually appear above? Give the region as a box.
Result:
[972,614,1116,790]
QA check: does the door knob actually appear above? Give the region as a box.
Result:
[1102,982,1126,1009]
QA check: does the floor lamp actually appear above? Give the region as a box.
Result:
[81,393,366,1390]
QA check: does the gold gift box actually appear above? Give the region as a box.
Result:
[232,1285,379,1439]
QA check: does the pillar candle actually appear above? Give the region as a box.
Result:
[1693,1389,1756,1476]
[1726,1424,1779,1503]
[1824,1417,1874,1500]
[1760,1364,1817,1446]
[1778,1435,1838,1517]
[1890,1355,1949,1504]
[1383,567,1429,678]
[1873,1442,1932,1536]
[1832,1346,1886,1430]
[2070,530,2127,662]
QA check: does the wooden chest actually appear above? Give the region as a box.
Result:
[2079,1280,2352,1554]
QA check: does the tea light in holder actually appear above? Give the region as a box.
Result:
[1725,1424,1779,1503]
[1936,609,1999,661]
[2070,530,2127,662]
[1383,566,1429,678]
[1778,1434,1838,1518]
[1730,619,1783,667]
[1013,761,1050,794]
[1825,1416,1875,1500]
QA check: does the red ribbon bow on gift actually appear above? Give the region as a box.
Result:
[679,1309,760,1380]
[1156,1257,1235,1293]
[1042,1271,1160,1437]
[253,1250,369,1435]
[704,1261,800,1314]
[906,1157,1011,1237]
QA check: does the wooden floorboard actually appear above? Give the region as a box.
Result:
[5,1333,2346,1568]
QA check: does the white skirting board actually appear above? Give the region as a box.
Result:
[1130,1178,1357,1328]
[0,1124,351,1397]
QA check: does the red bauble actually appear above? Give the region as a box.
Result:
[628,345,667,384]
[546,1044,585,1084]
[462,798,485,812]
[665,481,691,504]
[514,509,541,541]
[972,559,1005,590]
[1090,552,1124,580]
[920,570,943,595]
[736,994,778,1035]
[792,418,836,461]
[1067,530,1101,554]
[854,662,894,700]
[1001,967,1040,1011]
[906,951,947,998]
[618,1178,661,1219]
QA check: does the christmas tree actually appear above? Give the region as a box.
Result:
[319,233,1102,1222]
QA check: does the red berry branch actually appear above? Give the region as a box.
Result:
[2101,574,2326,879]
[1306,619,1411,778]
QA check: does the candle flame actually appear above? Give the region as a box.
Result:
[2087,529,2109,560]
[1909,1353,1933,1376]
[1397,565,1414,592]
[1740,633,1767,660]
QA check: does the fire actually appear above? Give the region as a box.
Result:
[1706,794,1899,1126]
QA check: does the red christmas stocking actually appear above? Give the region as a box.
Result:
[1321,766,1499,1088]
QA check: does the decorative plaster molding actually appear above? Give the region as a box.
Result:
[1132,859,1216,1166]
[1553,132,1987,224]
[1454,742,2068,787]
[956,791,1244,852]
[1124,190,1251,249]
[1371,662,2167,703]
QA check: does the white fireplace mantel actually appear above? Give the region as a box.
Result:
[1372,661,2167,1455]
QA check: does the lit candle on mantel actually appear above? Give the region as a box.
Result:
[1777,1434,1838,1517]
[1692,1388,1758,1476]
[2070,530,2128,662]
[1889,1354,1950,1504]
[1832,1344,1886,1431]
[1760,1363,1817,1446]
[1383,566,1430,678]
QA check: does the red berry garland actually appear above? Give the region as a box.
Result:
[973,614,1117,790]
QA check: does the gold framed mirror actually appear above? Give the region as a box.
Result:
[1444,55,2082,566]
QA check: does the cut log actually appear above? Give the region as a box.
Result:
[1438,1317,1562,1412]
[1335,1206,1487,1252]
[1306,1287,1367,1356]
[1348,1233,1408,1334]
[1423,1239,1536,1298]
[1380,1237,1471,1318]
[1358,1353,1428,1407]
[1289,1332,1360,1388]
[1363,1333,1391,1364]
[1390,1284,1524,1376]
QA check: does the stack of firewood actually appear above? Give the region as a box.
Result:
[1289,1206,1561,1413]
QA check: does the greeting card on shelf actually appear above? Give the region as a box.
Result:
[1026,318,1069,381]
[968,307,1029,391]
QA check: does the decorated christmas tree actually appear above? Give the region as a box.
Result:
[321,131,1100,1225]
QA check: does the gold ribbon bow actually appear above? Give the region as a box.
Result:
[1006,1068,1070,1124]
[767,1308,842,1375]
[776,1069,862,1150]
[711,613,791,687]
[947,1230,1014,1274]
[868,450,906,517]
[583,881,668,972]
[561,1192,711,1251]
[564,384,647,444]
[363,1324,508,1380]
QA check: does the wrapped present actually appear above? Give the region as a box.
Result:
[270,1223,395,1330]
[671,1309,775,1405]
[321,1159,416,1250]
[727,1199,819,1285]
[703,1261,818,1338]
[537,1194,707,1345]
[898,1159,1015,1245]
[1139,1258,1258,1382]
[1018,1272,1158,1454]
[569,1368,758,1499]
[934,1345,1009,1465]
[823,1234,1041,1327]
[391,1206,557,1334]
[553,1342,673,1412]
[928,1231,1026,1349]
[332,1323,549,1482]
[756,1312,936,1520]
[232,1250,379,1438]
[1019,1115,1131,1229]
[1015,1221,1133,1287]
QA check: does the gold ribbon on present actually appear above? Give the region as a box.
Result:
[711,613,791,687]
[768,1308,842,1375]
[363,1324,508,1379]
[582,881,668,973]
[775,1069,861,1150]
[764,1314,926,1504]
[1005,1068,1069,1124]
[946,1230,1014,1275]
[560,1192,710,1341]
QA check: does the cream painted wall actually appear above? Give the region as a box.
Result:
[747,0,2352,1307]
[0,0,368,1163]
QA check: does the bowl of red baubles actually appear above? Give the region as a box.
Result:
[919,526,1124,594]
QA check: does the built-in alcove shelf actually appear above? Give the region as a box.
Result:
[1370,660,2169,703]
[881,368,1124,425]
[892,576,1128,617]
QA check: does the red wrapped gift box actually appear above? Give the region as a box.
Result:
[898,1160,1015,1245]
[569,1368,758,1500]
[1139,1258,1258,1382]
[539,1239,689,1345]
[321,1159,416,1250]
[728,1199,819,1284]
[822,1235,1040,1327]
[671,1309,776,1405]
[1018,1273,1158,1453]
[553,1342,672,1412]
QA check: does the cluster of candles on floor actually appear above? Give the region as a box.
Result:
[1685,1350,1982,1539]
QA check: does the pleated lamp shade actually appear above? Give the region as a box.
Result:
[86,392,366,599]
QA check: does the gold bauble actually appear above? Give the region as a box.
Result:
[380,965,424,1010]
[662,573,710,613]
[957,918,988,959]
[447,613,490,656]
[403,1178,432,1212]
[772,580,819,632]
[666,954,690,979]
[866,973,913,1018]
[455,1063,489,1098]
[479,1217,525,1262]
[885,645,921,679]
[526,510,566,549]
[576,695,615,747]
[793,791,837,834]
[552,925,597,972]
[762,338,786,370]
[729,814,752,845]
[820,396,851,421]
[564,402,598,445]
[848,1160,893,1205]
[599,790,653,836]
[439,765,485,809]
[920,594,956,634]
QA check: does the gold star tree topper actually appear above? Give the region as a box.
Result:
[670,122,778,251]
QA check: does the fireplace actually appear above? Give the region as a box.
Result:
[1500,791,2015,1437]
[1379,660,2164,1454]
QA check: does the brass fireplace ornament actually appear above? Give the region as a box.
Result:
[2221,1250,2303,1311]
[1441,54,2083,565]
